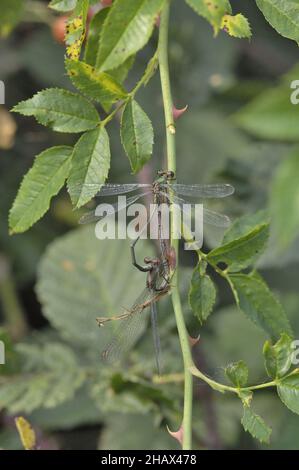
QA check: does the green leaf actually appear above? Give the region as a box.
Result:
[9,146,72,234]
[0,0,23,37]
[185,0,232,34]
[90,371,174,415]
[36,226,147,348]
[108,55,136,84]
[84,8,110,66]
[0,343,85,413]
[66,59,128,108]
[277,372,299,415]
[29,388,103,431]
[221,14,252,38]
[229,272,292,340]
[208,223,269,272]
[96,0,165,71]
[241,406,271,444]
[263,333,294,379]
[120,99,154,174]
[225,360,248,387]
[271,147,299,249]
[84,7,135,90]
[49,0,77,11]
[223,210,270,244]
[256,0,299,44]
[188,264,216,324]
[234,84,299,141]
[12,88,99,133]
[67,127,111,208]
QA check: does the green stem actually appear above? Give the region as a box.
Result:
[158,5,176,171]
[101,51,158,127]
[101,100,128,127]
[158,0,193,450]
[190,364,276,393]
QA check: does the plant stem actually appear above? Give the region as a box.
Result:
[158,0,193,450]
[158,4,176,170]
[101,51,158,127]
[189,364,277,393]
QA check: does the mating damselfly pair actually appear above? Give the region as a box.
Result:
[72,170,234,372]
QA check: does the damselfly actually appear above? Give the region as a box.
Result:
[69,170,235,229]
[97,250,171,373]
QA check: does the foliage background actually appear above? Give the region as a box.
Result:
[1,0,299,449]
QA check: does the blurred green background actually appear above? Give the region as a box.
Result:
[1,0,299,450]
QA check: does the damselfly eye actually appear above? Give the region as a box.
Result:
[167,170,175,179]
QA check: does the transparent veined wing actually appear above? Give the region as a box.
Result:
[68,182,151,199]
[163,183,234,198]
[98,282,169,365]
[163,192,231,228]
[98,287,153,364]
[79,191,152,224]
[203,208,231,228]
[96,183,151,196]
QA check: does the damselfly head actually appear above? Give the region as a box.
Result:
[166,170,175,179]
[157,170,175,180]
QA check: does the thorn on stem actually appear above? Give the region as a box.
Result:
[172,104,188,120]
[189,334,200,347]
[167,424,184,446]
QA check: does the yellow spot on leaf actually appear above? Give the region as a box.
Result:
[65,10,85,60]
[62,259,75,271]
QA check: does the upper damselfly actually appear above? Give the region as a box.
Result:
[69,170,235,228]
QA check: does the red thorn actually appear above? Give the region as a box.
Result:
[189,334,200,347]
[167,424,184,446]
[155,15,161,28]
[172,105,188,120]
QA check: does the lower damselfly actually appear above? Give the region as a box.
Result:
[97,251,171,373]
